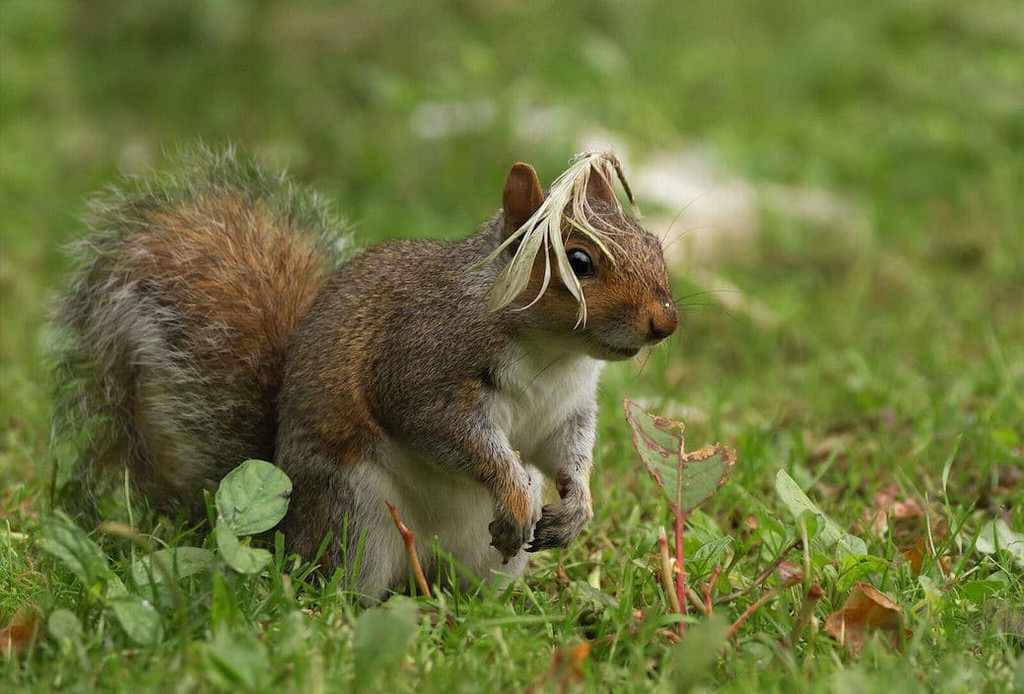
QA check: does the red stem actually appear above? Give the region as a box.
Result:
[674,508,687,630]
[385,501,431,598]
[704,565,722,617]
[727,586,780,640]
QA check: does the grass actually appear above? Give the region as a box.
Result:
[2,0,1022,691]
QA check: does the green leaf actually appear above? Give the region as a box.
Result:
[665,615,729,693]
[836,555,889,593]
[774,469,867,557]
[624,399,736,515]
[215,459,292,536]
[957,579,1003,603]
[37,513,111,588]
[690,536,734,575]
[105,577,163,646]
[352,598,419,689]
[215,522,271,574]
[47,609,83,642]
[202,627,268,690]
[132,547,215,585]
[975,519,1024,568]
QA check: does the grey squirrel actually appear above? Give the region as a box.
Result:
[54,148,678,600]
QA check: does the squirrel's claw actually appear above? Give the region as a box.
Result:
[526,501,593,552]
[488,515,531,561]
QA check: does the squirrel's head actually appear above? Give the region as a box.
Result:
[496,158,678,361]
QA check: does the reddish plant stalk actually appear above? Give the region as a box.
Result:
[674,508,687,628]
[385,501,431,598]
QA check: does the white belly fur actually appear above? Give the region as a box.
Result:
[354,343,602,599]
[490,343,603,475]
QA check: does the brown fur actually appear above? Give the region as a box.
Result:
[54,149,343,506]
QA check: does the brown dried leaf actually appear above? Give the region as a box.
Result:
[0,607,42,658]
[526,642,591,693]
[901,536,929,575]
[863,484,925,536]
[824,583,912,656]
[776,559,804,587]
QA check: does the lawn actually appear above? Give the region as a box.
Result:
[2,1,1022,691]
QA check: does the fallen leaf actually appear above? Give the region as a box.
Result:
[901,536,929,575]
[0,607,42,658]
[526,642,591,693]
[824,582,912,656]
[777,559,804,586]
[863,484,925,537]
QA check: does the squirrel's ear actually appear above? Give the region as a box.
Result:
[585,164,617,206]
[503,162,545,237]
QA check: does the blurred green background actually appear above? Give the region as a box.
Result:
[2,0,1022,492]
[2,2,1023,689]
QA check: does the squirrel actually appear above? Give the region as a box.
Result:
[53,147,678,600]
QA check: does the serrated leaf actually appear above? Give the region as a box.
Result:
[37,513,111,588]
[215,522,271,574]
[775,469,867,557]
[132,547,215,585]
[352,598,419,688]
[690,536,734,575]
[215,459,292,536]
[625,400,736,515]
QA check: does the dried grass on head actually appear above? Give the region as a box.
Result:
[482,151,639,327]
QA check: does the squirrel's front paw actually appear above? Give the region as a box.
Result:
[488,512,533,563]
[526,500,593,552]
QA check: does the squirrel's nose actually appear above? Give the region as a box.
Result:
[647,302,679,342]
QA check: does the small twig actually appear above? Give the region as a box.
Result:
[800,517,812,595]
[385,501,431,598]
[686,587,709,616]
[658,527,681,615]
[716,538,801,604]
[788,584,824,645]
[704,565,722,617]
[727,586,781,640]
[727,572,804,640]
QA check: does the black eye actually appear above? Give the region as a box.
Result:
[567,249,594,278]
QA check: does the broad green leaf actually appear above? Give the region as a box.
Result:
[957,579,1003,603]
[775,470,867,557]
[836,555,889,593]
[132,547,215,585]
[105,577,163,646]
[690,536,734,576]
[37,513,111,588]
[625,399,736,515]
[47,609,82,642]
[215,522,271,574]
[665,615,729,693]
[352,598,419,689]
[202,627,268,690]
[215,459,292,536]
[975,519,1024,568]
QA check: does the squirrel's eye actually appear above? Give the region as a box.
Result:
[567,249,594,278]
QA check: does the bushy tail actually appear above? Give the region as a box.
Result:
[51,146,347,509]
